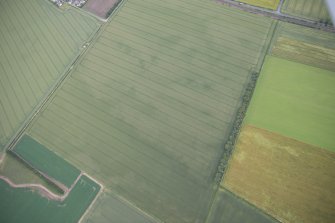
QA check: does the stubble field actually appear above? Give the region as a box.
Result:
[224,125,335,223]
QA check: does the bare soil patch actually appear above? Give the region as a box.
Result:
[83,0,120,18]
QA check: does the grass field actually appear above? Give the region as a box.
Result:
[224,125,335,223]
[0,175,100,223]
[0,153,62,195]
[271,22,335,71]
[12,135,81,189]
[206,189,278,223]
[25,0,275,222]
[245,56,335,151]
[0,0,100,151]
[237,0,280,10]
[281,0,331,22]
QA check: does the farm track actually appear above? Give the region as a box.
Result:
[0,0,101,152]
[0,175,65,201]
[217,0,335,32]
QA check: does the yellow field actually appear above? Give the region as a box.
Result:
[223,125,335,223]
[238,0,280,10]
[272,37,335,72]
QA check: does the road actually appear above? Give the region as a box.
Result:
[217,0,335,33]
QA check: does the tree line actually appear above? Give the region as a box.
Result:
[214,71,259,185]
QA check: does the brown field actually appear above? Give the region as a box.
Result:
[272,37,335,71]
[83,0,119,18]
[223,125,335,223]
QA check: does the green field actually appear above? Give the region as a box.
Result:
[0,175,100,223]
[0,153,62,195]
[12,135,81,189]
[84,192,158,223]
[245,56,335,151]
[0,0,100,151]
[270,22,335,71]
[207,189,278,223]
[24,0,275,222]
[237,0,280,10]
[281,0,331,22]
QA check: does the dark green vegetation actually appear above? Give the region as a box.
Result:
[12,135,81,188]
[0,175,100,223]
[106,0,122,18]
[206,189,278,223]
[26,0,275,222]
[0,153,62,195]
[0,0,100,151]
[215,71,259,184]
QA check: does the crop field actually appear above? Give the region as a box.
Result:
[223,54,335,223]
[271,22,335,71]
[0,0,100,151]
[237,0,280,10]
[12,135,81,189]
[206,189,278,223]
[0,175,100,223]
[83,0,120,19]
[244,56,335,151]
[84,192,158,223]
[223,125,335,223]
[24,0,276,222]
[281,0,330,22]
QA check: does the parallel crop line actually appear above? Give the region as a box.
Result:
[63,76,220,161]
[66,72,224,146]
[122,4,265,50]
[32,106,208,196]
[100,30,250,83]
[113,12,264,60]
[82,54,235,123]
[91,40,242,104]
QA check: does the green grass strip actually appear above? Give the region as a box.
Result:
[12,134,80,188]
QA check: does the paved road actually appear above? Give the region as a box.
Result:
[217,0,335,33]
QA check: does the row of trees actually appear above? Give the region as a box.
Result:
[106,0,123,18]
[214,71,259,185]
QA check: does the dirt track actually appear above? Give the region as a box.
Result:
[0,173,83,202]
[0,175,65,201]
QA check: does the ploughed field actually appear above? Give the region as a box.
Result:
[83,0,121,19]
[25,0,275,222]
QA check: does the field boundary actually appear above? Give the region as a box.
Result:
[213,19,278,185]
[217,0,335,32]
[214,71,259,184]
[78,173,104,223]
[0,158,103,206]
[3,17,101,154]
[223,188,280,222]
